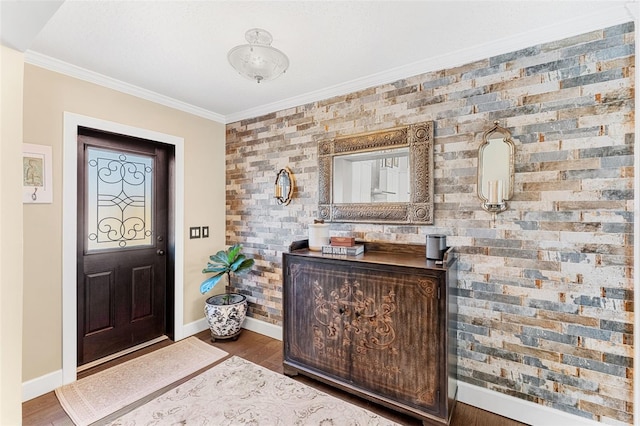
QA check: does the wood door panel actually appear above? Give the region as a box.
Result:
[131,265,154,321]
[84,271,114,334]
[286,262,352,378]
[348,266,442,414]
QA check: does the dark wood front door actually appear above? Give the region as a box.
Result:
[77,127,170,365]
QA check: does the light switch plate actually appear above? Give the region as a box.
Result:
[202,226,209,238]
[189,226,201,239]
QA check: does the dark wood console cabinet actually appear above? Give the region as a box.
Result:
[283,241,457,425]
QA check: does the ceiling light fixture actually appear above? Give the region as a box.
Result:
[227,28,289,84]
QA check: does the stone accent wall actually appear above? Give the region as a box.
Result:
[226,22,635,423]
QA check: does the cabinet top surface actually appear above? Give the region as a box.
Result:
[286,242,455,271]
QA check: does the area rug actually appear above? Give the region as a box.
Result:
[55,337,228,426]
[107,355,400,425]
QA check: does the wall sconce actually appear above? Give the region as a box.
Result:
[477,121,516,216]
[275,167,294,205]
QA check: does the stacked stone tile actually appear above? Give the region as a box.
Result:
[226,22,635,423]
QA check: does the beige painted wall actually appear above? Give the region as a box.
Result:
[1,45,25,424]
[22,64,226,382]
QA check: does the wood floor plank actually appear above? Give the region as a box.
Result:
[23,329,528,426]
[22,392,70,426]
[450,402,477,426]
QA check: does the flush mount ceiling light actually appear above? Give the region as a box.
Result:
[227,28,289,83]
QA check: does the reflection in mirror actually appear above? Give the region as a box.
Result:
[477,122,515,214]
[318,121,434,224]
[333,148,409,203]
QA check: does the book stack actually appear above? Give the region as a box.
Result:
[321,237,364,256]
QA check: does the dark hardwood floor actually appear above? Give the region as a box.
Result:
[23,330,528,426]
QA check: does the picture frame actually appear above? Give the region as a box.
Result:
[22,143,53,203]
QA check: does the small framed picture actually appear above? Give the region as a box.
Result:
[22,143,53,203]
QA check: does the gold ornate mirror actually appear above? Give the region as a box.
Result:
[318,121,434,224]
[275,167,294,205]
[477,121,515,214]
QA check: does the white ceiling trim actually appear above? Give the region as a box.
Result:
[24,4,632,125]
[24,51,226,123]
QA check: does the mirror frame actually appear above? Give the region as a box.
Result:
[275,167,294,205]
[318,121,434,224]
[477,121,515,213]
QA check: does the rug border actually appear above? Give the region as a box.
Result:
[55,336,228,426]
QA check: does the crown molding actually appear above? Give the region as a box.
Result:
[24,51,226,123]
[24,4,633,125]
[225,3,633,123]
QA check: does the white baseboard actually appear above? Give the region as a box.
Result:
[181,316,283,341]
[457,382,602,426]
[22,317,281,402]
[181,317,209,338]
[28,321,598,426]
[242,316,283,341]
[22,369,62,402]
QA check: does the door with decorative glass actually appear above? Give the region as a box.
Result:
[77,128,170,365]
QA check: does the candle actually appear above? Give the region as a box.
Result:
[308,223,330,251]
[496,180,503,204]
[488,180,498,204]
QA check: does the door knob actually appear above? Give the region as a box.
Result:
[157,249,165,256]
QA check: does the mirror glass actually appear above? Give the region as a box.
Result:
[318,121,434,224]
[333,147,410,203]
[477,122,515,212]
[479,139,510,202]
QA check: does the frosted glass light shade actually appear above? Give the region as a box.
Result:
[228,28,289,83]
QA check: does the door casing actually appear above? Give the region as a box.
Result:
[62,112,185,384]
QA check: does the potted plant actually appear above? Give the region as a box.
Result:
[200,243,254,341]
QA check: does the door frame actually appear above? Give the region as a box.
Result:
[62,112,185,384]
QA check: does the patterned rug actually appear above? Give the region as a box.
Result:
[107,356,400,425]
[55,337,228,425]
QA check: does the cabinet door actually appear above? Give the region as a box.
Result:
[284,256,443,416]
[284,257,353,379]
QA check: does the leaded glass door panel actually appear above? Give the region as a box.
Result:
[77,128,169,365]
[86,147,154,251]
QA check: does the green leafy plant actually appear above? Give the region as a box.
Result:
[200,243,254,303]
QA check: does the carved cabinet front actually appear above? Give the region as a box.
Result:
[283,245,456,425]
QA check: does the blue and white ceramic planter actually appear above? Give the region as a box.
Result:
[204,294,248,341]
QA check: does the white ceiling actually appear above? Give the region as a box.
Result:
[1,1,634,123]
